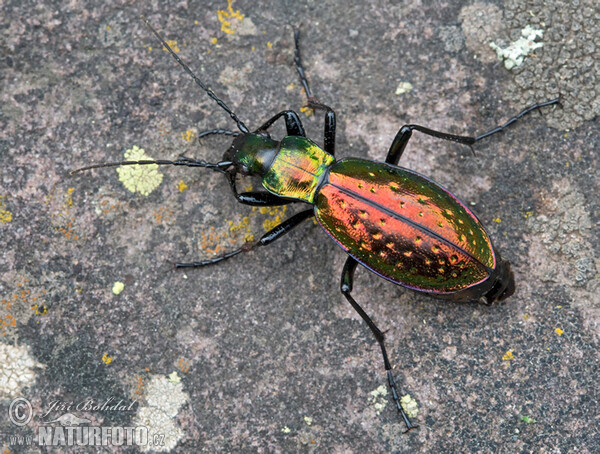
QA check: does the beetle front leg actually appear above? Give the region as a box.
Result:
[227,173,295,207]
[255,110,307,137]
[176,209,314,268]
[385,98,560,165]
[293,30,336,156]
[341,257,417,432]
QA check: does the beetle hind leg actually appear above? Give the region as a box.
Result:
[340,257,418,432]
[385,98,560,165]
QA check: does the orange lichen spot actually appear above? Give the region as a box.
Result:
[135,377,145,395]
[555,328,564,336]
[217,0,244,34]
[178,357,190,373]
[267,41,273,49]
[211,37,218,45]
[158,122,170,136]
[493,217,501,223]
[153,207,175,225]
[102,353,113,365]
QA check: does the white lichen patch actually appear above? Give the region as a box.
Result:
[395,81,413,95]
[0,343,44,399]
[117,146,163,196]
[133,375,189,452]
[400,394,419,419]
[489,25,545,70]
[369,385,388,414]
[134,406,184,452]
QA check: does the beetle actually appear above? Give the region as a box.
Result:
[73,18,559,431]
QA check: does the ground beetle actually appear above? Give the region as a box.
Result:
[73,18,559,431]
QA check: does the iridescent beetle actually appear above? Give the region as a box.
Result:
[73,18,559,431]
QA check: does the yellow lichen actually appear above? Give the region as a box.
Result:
[112,282,125,295]
[116,146,163,196]
[102,353,113,365]
[502,350,514,361]
[177,180,188,192]
[164,40,180,53]
[181,129,195,142]
[217,0,244,34]
[0,196,12,224]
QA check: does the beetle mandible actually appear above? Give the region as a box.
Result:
[73,18,559,431]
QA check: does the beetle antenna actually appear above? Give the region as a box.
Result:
[141,16,250,134]
[70,157,233,175]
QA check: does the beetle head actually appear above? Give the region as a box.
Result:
[223,132,278,177]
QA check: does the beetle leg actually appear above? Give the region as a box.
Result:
[293,30,336,156]
[227,173,295,207]
[385,98,560,165]
[341,257,418,432]
[255,110,307,137]
[175,209,313,268]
